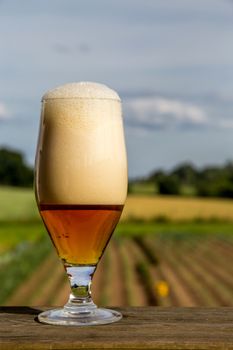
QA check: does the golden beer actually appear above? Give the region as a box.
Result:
[39,204,123,265]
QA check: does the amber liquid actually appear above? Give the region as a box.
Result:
[39,204,123,266]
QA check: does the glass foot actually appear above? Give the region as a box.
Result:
[38,307,122,326]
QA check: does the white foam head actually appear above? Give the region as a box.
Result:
[36,82,127,205]
[42,82,121,101]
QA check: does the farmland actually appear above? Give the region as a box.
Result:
[4,232,233,307]
[122,195,233,222]
[0,186,233,307]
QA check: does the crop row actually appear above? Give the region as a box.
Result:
[4,234,233,307]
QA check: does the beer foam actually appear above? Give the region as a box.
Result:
[36,82,127,205]
[42,82,120,101]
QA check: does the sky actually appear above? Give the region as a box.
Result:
[0,0,233,178]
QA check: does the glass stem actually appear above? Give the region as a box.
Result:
[64,265,96,314]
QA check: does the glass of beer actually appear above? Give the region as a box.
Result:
[35,82,127,326]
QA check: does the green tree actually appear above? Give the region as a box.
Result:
[0,148,33,187]
[157,174,180,195]
[196,164,233,198]
[172,163,197,185]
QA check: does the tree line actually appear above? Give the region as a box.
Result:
[2,147,233,198]
[0,148,33,187]
[130,162,233,198]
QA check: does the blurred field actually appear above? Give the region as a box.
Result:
[0,186,233,307]
[4,233,233,307]
[0,186,38,221]
[122,195,233,222]
[2,185,233,223]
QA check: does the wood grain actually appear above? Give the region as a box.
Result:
[0,307,232,349]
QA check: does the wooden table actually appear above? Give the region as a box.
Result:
[0,307,233,349]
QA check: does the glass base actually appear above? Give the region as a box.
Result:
[38,307,122,326]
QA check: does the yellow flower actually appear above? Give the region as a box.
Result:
[155,280,169,297]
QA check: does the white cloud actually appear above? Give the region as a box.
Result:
[124,96,208,130]
[0,102,9,120]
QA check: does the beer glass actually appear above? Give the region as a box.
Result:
[35,82,127,325]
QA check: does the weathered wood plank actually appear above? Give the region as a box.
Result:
[0,307,232,349]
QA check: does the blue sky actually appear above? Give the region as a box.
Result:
[0,0,233,177]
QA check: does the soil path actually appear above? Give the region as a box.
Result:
[106,240,126,306]
[120,239,148,306]
[29,256,66,306]
[128,240,153,306]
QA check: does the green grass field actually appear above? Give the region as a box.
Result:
[116,220,233,237]
[0,186,44,251]
[0,187,52,303]
[0,186,39,221]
